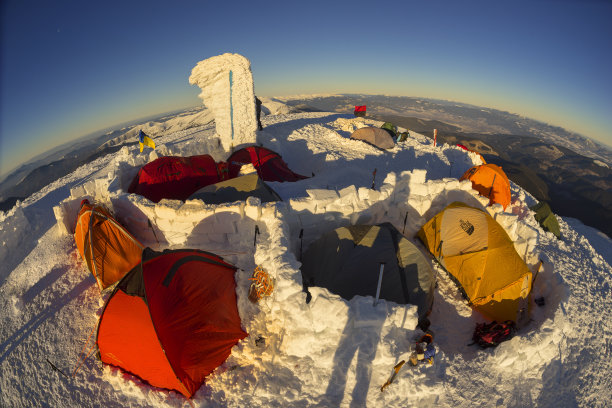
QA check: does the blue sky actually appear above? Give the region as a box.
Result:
[1,0,611,176]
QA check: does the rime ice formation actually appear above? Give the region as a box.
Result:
[189,53,257,151]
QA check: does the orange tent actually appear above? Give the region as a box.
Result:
[460,163,511,209]
[74,200,143,290]
[96,248,247,398]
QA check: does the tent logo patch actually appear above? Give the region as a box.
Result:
[459,219,475,235]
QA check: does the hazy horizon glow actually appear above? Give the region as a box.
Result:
[2,0,611,176]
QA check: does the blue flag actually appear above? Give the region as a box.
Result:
[138,130,155,152]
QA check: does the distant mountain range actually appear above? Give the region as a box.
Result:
[280,95,612,237]
[0,107,209,211]
[279,94,612,165]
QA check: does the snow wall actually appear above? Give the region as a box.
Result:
[189,53,258,152]
[51,153,545,358]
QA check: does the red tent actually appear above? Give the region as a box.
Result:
[128,155,230,203]
[227,146,309,182]
[96,248,247,398]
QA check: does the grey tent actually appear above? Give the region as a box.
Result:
[350,127,395,150]
[189,173,281,204]
[300,223,435,319]
[530,201,561,239]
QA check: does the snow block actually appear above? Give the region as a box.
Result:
[154,204,178,220]
[244,204,261,221]
[409,183,429,197]
[70,185,86,199]
[409,169,427,185]
[306,189,339,202]
[444,179,461,190]
[289,197,316,214]
[83,180,96,196]
[338,185,358,200]
[54,196,93,234]
[459,179,473,191]
[382,172,397,186]
[379,184,394,199]
[325,201,354,215]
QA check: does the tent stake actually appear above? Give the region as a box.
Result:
[374,262,385,306]
[254,225,260,247]
[46,358,69,379]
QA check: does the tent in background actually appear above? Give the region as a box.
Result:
[530,201,561,239]
[227,146,309,182]
[96,248,247,399]
[417,202,532,322]
[350,127,395,150]
[128,155,229,203]
[189,173,281,204]
[460,163,511,209]
[300,223,435,319]
[74,200,143,291]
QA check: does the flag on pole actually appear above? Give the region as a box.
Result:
[354,105,366,117]
[138,130,155,152]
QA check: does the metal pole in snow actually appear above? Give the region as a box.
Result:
[371,168,377,190]
[374,262,385,306]
[433,129,437,147]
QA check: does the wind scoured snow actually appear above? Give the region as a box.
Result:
[0,106,610,408]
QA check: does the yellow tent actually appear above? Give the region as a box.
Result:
[417,202,532,322]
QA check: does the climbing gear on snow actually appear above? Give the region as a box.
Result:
[409,332,435,366]
[248,265,274,303]
[380,360,405,392]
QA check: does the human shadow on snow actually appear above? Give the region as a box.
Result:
[322,306,385,407]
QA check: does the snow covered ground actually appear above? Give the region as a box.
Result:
[0,105,610,407]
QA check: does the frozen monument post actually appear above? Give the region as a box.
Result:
[189,53,257,152]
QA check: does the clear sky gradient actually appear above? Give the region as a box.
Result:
[1,0,611,176]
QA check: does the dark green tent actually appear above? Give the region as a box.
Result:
[300,223,435,319]
[381,122,398,138]
[530,201,561,239]
[189,173,281,204]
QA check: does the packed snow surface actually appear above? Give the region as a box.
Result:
[0,106,611,408]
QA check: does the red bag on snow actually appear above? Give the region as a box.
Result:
[471,320,516,348]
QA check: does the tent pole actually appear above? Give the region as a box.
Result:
[374,262,385,306]
[254,225,260,247]
[299,229,304,262]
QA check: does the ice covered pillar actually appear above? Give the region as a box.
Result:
[189,53,257,152]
